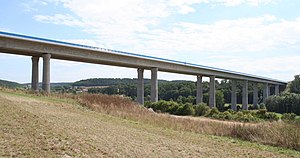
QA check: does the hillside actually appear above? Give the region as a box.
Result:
[72,78,176,86]
[0,79,22,89]
[0,89,299,157]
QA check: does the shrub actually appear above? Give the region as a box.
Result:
[176,103,195,116]
[259,103,266,109]
[167,101,180,114]
[255,109,267,118]
[264,112,280,121]
[254,109,279,121]
[207,107,219,117]
[156,100,171,113]
[241,110,251,115]
[238,113,258,122]
[223,111,234,120]
[282,113,297,122]
[227,109,236,114]
[194,103,210,116]
[294,117,300,125]
[144,101,156,109]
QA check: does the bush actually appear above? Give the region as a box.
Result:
[176,103,195,116]
[254,109,279,121]
[223,111,234,120]
[237,113,258,122]
[259,103,266,109]
[264,112,280,121]
[207,107,219,117]
[194,103,210,116]
[167,101,180,114]
[227,109,236,114]
[144,101,155,109]
[256,109,267,118]
[156,100,171,113]
[294,117,300,125]
[282,113,297,122]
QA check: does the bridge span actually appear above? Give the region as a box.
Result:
[0,31,287,110]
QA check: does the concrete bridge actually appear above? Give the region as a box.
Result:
[0,31,287,110]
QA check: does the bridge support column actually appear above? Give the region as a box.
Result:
[253,83,258,109]
[268,84,272,96]
[263,83,269,103]
[151,68,158,102]
[209,76,216,108]
[231,80,237,111]
[196,75,203,104]
[137,68,144,104]
[31,56,39,91]
[42,54,51,93]
[242,80,248,110]
[275,85,280,95]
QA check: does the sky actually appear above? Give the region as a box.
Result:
[1,0,300,83]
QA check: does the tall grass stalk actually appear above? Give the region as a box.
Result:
[72,93,300,151]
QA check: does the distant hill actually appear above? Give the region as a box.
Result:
[0,77,195,89]
[72,78,179,86]
[22,82,73,88]
[0,79,22,89]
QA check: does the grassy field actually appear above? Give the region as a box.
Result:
[0,89,300,157]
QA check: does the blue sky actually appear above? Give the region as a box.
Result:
[1,0,300,83]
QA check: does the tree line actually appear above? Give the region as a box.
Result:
[87,78,275,111]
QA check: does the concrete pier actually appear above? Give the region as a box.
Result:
[31,56,39,91]
[242,80,248,110]
[42,54,51,93]
[253,83,258,109]
[209,76,216,108]
[231,80,237,111]
[263,83,269,103]
[275,85,280,95]
[196,75,203,104]
[137,68,144,104]
[151,67,158,102]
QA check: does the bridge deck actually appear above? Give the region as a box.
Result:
[0,31,286,85]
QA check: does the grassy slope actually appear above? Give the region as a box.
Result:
[0,90,299,157]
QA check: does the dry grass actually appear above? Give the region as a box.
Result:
[1,88,299,157]
[3,90,300,157]
[73,93,300,151]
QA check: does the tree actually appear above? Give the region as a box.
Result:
[289,75,300,94]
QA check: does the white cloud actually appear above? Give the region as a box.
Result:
[29,0,300,82]
[34,14,84,27]
[32,0,293,54]
[210,0,276,6]
[0,27,11,32]
[208,55,300,81]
